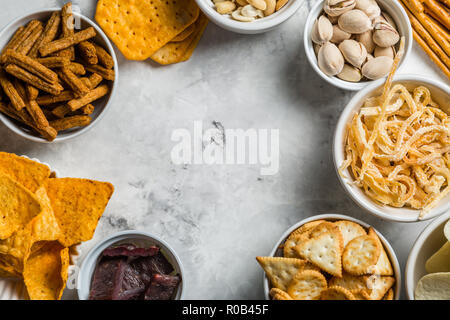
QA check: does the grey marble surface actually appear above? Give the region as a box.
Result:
[0,0,448,300]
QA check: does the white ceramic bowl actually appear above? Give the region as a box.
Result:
[334,75,450,222]
[405,211,450,300]
[0,8,118,143]
[262,214,401,300]
[304,0,412,91]
[77,230,185,300]
[195,0,304,34]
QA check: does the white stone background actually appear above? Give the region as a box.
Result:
[0,0,448,299]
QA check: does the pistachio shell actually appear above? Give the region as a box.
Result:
[314,43,322,56]
[330,25,352,44]
[338,9,372,34]
[318,42,345,76]
[372,21,400,47]
[381,11,397,29]
[362,56,393,80]
[338,39,367,68]
[374,46,395,58]
[355,0,380,20]
[311,15,333,45]
[356,30,375,53]
[324,0,356,17]
[337,64,362,82]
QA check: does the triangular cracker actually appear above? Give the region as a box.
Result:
[364,275,395,300]
[382,288,394,300]
[256,257,306,291]
[288,220,326,240]
[367,228,393,276]
[329,272,368,291]
[334,220,367,247]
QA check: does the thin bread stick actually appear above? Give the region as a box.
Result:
[85,65,115,81]
[28,11,61,58]
[3,50,59,83]
[0,70,25,110]
[58,2,75,60]
[59,67,90,96]
[16,23,43,55]
[413,28,450,77]
[77,41,98,65]
[39,27,96,57]
[26,85,39,101]
[67,84,109,111]
[92,43,114,69]
[50,115,91,131]
[36,91,75,105]
[0,26,25,57]
[67,62,86,75]
[26,100,49,130]
[423,0,450,29]
[88,73,103,88]
[36,57,71,68]
[5,64,64,95]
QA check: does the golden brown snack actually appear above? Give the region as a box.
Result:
[66,62,86,76]
[36,91,75,106]
[85,65,115,81]
[57,2,76,60]
[49,115,91,131]
[0,70,25,110]
[92,43,114,69]
[39,27,96,57]
[28,11,61,58]
[4,64,63,95]
[16,23,43,55]
[87,73,103,88]
[59,67,90,96]
[67,84,109,111]
[77,41,98,65]
[26,100,49,130]
[36,57,70,68]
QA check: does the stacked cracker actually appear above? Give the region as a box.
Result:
[0,3,115,141]
[257,220,395,300]
[95,0,208,65]
[399,0,450,78]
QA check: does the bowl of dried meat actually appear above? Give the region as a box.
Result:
[257,214,401,300]
[77,230,185,300]
[0,3,117,143]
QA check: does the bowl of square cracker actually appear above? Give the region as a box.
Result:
[257,214,401,300]
[0,4,118,143]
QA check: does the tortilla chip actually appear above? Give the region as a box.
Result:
[95,0,199,60]
[23,241,69,300]
[0,174,42,239]
[151,13,208,65]
[45,178,114,247]
[0,255,21,278]
[0,152,50,193]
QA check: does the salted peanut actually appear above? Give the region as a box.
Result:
[26,100,49,130]
[78,41,98,65]
[59,67,90,96]
[28,11,61,58]
[92,43,114,69]
[50,115,91,131]
[67,62,86,76]
[85,65,115,81]
[36,91,75,105]
[88,73,103,88]
[59,2,76,60]
[67,84,109,111]
[5,64,63,95]
[16,23,43,55]
[248,0,267,10]
[26,85,39,101]
[36,56,71,68]
[236,0,248,5]
[39,27,96,57]
[264,0,276,15]
[276,0,289,11]
[3,50,58,83]
[0,70,25,110]
[216,1,236,14]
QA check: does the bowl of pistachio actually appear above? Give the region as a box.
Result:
[304,0,412,91]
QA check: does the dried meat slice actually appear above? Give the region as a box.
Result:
[102,244,159,258]
[144,274,181,300]
[89,258,124,300]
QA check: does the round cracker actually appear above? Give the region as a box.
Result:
[334,220,367,247]
[342,235,381,275]
[270,288,293,300]
[321,286,355,300]
[287,270,327,300]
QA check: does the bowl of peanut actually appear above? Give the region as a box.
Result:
[195,0,305,34]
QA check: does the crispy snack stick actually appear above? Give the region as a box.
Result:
[423,0,450,29]
[80,103,95,115]
[67,62,86,75]
[1,26,25,54]
[402,2,450,69]
[58,2,76,60]
[59,67,90,96]
[413,28,450,77]
[92,43,114,69]
[437,0,450,8]
[36,90,75,105]
[3,50,59,83]
[28,11,61,58]
[402,0,450,57]
[39,27,96,57]
[85,65,115,80]
[16,23,43,55]
[26,100,49,130]
[88,73,103,88]
[77,41,98,65]
[0,21,41,62]
[36,57,71,68]
[67,84,109,111]
[51,104,71,119]
[0,69,25,110]
[50,115,91,131]
[426,14,450,42]
[12,78,26,99]
[26,85,39,100]
[5,64,64,95]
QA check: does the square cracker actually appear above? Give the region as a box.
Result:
[95,0,199,60]
[151,13,208,65]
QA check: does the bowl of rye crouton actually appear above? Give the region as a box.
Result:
[257,214,401,300]
[0,3,117,143]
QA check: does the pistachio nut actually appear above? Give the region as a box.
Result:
[374,46,395,58]
[314,43,322,56]
[372,21,400,47]
[362,56,393,80]
[330,24,352,44]
[338,9,372,34]
[365,53,374,62]
[318,42,345,76]
[381,11,397,29]
[355,0,380,20]
[337,64,362,82]
[356,30,375,53]
[327,14,339,24]
[323,0,356,17]
[338,39,367,68]
[311,15,333,45]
